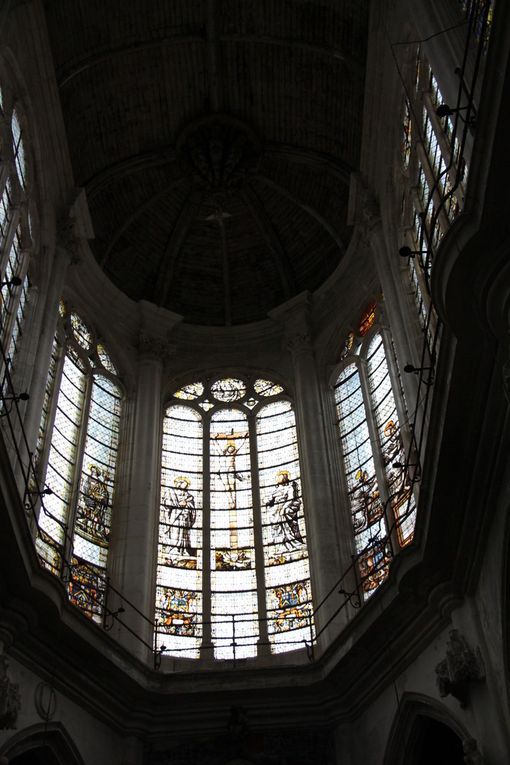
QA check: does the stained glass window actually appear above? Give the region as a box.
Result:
[398,53,469,358]
[0,92,33,383]
[155,376,314,661]
[334,324,416,598]
[35,305,122,622]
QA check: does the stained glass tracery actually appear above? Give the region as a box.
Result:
[35,308,122,622]
[155,376,314,660]
[335,327,416,597]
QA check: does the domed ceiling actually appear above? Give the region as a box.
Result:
[44,0,369,325]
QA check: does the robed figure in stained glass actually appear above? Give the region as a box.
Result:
[163,477,196,557]
[267,471,303,551]
[77,464,110,543]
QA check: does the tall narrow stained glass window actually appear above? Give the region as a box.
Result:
[334,310,416,598]
[0,92,34,382]
[35,303,122,623]
[398,54,469,356]
[155,376,313,660]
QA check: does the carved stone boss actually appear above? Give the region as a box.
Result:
[435,629,485,707]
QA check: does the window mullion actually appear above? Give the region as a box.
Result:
[200,413,212,657]
[35,333,65,494]
[248,412,269,656]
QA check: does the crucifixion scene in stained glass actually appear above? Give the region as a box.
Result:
[155,376,314,660]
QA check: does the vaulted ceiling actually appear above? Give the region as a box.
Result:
[44,0,369,325]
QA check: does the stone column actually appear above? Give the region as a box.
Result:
[270,294,347,650]
[108,335,165,661]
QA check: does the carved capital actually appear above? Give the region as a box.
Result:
[137,333,174,362]
[284,331,313,357]
[0,655,20,729]
[435,629,485,707]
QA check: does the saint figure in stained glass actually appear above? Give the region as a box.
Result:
[352,469,383,532]
[266,471,303,551]
[163,477,197,558]
[76,465,110,544]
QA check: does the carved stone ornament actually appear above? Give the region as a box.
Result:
[284,331,313,357]
[34,681,57,721]
[177,114,262,200]
[0,655,21,729]
[435,629,485,707]
[56,214,81,264]
[347,173,381,231]
[137,332,173,362]
[463,737,484,765]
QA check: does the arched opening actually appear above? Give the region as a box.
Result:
[9,747,60,765]
[411,716,464,764]
[0,723,85,765]
[384,694,469,765]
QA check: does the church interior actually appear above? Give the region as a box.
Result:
[0,0,508,763]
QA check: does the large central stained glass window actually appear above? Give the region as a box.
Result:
[155,376,314,660]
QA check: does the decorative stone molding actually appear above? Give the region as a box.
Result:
[435,629,485,707]
[34,681,57,721]
[463,737,484,764]
[0,655,21,729]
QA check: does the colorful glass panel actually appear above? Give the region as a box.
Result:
[257,400,312,653]
[254,379,284,397]
[174,382,204,400]
[155,377,313,661]
[359,303,376,336]
[96,343,117,375]
[70,313,92,349]
[156,405,203,658]
[210,408,257,659]
[402,100,412,169]
[36,352,86,570]
[334,363,385,563]
[71,376,121,622]
[11,109,26,188]
[211,378,246,402]
[0,179,12,245]
[1,228,23,353]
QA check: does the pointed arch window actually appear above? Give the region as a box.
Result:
[35,303,122,622]
[155,376,313,660]
[334,312,416,597]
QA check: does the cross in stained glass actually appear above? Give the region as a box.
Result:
[213,428,248,551]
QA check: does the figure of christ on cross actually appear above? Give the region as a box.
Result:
[213,428,249,551]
